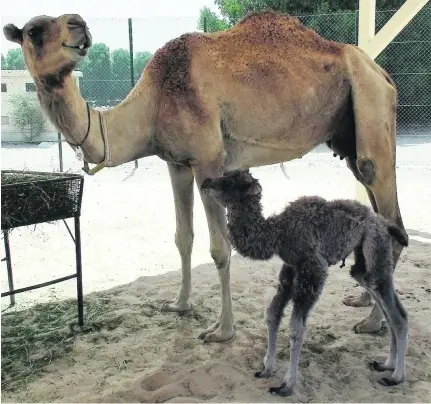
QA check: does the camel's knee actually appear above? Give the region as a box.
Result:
[357,157,376,186]
[266,304,281,330]
[210,246,230,269]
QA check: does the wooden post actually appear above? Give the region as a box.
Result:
[355,0,376,206]
[361,0,429,59]
[128,18,139,170]
[354,0,428,205]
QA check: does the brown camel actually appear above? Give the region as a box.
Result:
[3,11,407,343]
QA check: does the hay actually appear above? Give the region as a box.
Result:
[1,294,122,392]
[1,170,83,231]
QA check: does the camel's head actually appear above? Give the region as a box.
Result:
[200,170,262,207]
[3,14,92,78]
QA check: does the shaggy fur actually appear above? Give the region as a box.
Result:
[200,170,409,397]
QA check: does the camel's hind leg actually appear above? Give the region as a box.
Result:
[161,163,194,313]
[342,50,407,333]
[353,160,406,334]
[351,236,408,386]
[344,148,406,334]
[344,152,406,334]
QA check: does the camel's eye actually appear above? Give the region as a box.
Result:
[27,27,44,47]
[27,27,43,38]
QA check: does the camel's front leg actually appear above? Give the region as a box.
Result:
[195,165,234,343]
[161,163,194,313]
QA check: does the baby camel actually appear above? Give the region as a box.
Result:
[200,170,409,397]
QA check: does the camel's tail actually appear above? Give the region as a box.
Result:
[279,163,290,180]
[383,219,409,247]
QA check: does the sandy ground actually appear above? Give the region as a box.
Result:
[1,136,431,402]
[1,241,431,403]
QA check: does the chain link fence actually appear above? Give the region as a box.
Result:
[1,6,430,171]
[294,4,431,136]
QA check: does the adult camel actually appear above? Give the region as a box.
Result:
[3,11,407,343]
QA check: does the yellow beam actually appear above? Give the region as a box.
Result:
[362,0,429,59]
[358,0,376,47]
[355,0,376,206]
[354,0,427,206]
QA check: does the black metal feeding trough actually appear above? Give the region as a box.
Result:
[1,170,85,326]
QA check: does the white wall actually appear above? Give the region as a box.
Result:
[1,70,82,142]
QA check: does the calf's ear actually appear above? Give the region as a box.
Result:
[247,182,262,195]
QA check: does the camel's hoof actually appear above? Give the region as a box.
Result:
[343,293,372,307]
[269,383,293,397]
[197,320,220,340]
[369,360,395,372]
[353,318,383,334]
[255,369,273,379]
[199,326,234,343]
[378,376,403,387]
[160,299,191,313]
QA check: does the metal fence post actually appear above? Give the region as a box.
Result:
[128,17,139,170]
[354,10,358,46]
[58,132,64,172]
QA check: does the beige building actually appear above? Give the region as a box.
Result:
[1,69,82,142]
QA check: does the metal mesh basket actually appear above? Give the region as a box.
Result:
[1,170,84,230]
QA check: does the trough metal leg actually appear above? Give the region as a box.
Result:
[3,230,15,307]
[74,216,84,327]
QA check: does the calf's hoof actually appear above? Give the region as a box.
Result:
[269,382,293,397]
[254,369,273,379]
[378,376,403,387]
[369,360,395,372]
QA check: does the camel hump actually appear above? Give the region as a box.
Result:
[231,10,344,55]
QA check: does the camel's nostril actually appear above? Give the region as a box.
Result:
[67,22,84,29]
[67,15,86,29]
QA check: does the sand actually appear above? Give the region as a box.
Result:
[1,137,431,402]
[2,237,431,403]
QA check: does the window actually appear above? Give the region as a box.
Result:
[1,83,6,92]
[1,116,10,125]
[26,82,36,92]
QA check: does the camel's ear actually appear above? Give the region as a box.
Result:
[247,182,262,195]
[3,24,23,44]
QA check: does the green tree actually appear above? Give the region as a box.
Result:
[111,48,131,101]
[134,51,153,82]
[4,48,25,70]
[1,54,6,69]
[77,43,112,106]
[211,0,407,25]
[198,6,230,32]
[9,93,46,142]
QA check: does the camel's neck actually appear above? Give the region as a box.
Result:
[35,71,158,165]
[226,197,279,261]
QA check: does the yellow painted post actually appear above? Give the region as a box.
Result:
[354,0,427,206]
[362,0,429,59]
[355,0,376,206]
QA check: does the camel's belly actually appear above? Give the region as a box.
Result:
[222,136,320,172]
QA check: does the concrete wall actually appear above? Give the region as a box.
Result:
[1,70,82,142]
